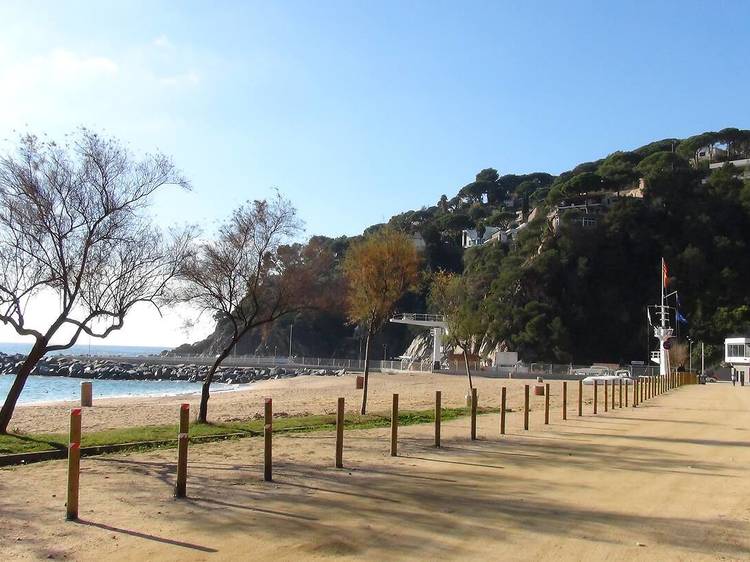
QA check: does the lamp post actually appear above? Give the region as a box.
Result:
[687,337,693,372]
[383,344,387,361]
[289,323,293,358]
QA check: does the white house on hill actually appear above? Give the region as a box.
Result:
[461,227,502,248]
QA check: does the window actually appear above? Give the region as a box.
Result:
[581,216,598,227]
[727,344,747,358]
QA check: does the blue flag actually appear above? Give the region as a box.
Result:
[676,310,688,324]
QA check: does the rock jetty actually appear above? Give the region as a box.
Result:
[0,353,345,385]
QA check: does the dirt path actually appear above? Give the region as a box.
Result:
[2,382,749,561]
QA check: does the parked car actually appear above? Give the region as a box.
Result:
[573,367,611,378]
[582,372,635,385]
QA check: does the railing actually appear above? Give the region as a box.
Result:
[391,313,447,323]
[64,352,664,378]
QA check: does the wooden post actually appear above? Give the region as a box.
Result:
[264,398,272,481]
[625,379,629,407]
[391,393,399,456]
[335,397,344,468]
[578,379,583,416]
[174,403,189,498]
[605,380,610,412]
[434,390,442,448]
[80,381,92,407]
[544,383,550,424]
[524,384,529,430]
[470,388,478,440]
[66,408,82,520]
[618,379,623,408]
[633,379,638,407]
[562,381,567,421]
[612,379,616,409]
[500,386,507,435]
[593,381,598,414]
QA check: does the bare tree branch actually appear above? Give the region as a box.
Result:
[0,129,193,433]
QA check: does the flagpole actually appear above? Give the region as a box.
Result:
[661,257,666,329]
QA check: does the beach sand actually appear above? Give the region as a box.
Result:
[3,382,749,560]
[9,372,581,434]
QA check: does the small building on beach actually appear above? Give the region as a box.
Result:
[725,337,750,379]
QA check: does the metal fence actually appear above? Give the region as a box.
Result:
[67,352,662,378]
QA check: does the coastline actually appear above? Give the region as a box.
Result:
[8,372,571,435]
[0,373,244,407]
[11,382,247,408]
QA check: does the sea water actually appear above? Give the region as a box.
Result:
[0,342,239,405]
[0,374,238,405]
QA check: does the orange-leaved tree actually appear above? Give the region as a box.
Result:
[343,229,420,414]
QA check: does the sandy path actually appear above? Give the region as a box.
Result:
[3,382,748,561]
[9,372,583,434]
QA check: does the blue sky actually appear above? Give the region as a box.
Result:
[0,0,748,346]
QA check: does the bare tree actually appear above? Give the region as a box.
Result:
[0,130,191,433]
[178,195,328,423]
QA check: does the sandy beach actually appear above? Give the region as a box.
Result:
[3,382,749,560]
[8,372,583,434]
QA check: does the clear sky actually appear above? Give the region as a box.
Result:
[0,0,748,348]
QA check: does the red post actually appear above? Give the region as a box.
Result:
[66,408,82,520]
[175,403,190,498]
[264,398,272,481]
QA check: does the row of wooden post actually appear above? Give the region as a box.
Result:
[64,372,698,517]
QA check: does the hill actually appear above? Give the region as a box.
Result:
[174,128,750,367]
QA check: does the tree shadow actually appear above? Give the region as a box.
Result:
[185,496,319,521]
[75,519,217,553]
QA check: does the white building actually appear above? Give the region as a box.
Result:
[725,337,750,379]
[461,227,502,248]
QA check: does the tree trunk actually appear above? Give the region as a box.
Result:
[198,343,234,423]
[360,327,372,415]
[463,348,474,392]
[0,339,47,434]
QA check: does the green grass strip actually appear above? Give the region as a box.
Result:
[0,406,498,456]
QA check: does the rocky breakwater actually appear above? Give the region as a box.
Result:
[0,352,346,385]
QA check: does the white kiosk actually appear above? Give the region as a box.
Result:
[725,337,750,381]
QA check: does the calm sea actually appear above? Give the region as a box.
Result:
[0,342,240,405]
[0,375,237,405]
